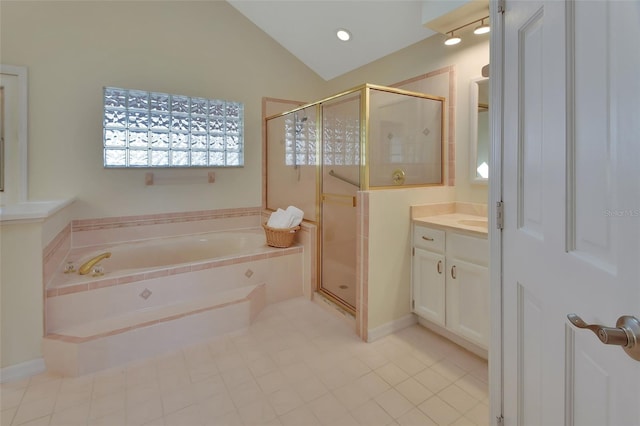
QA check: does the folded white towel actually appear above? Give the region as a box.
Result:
[285,206,304,227]
[267,206,304,229]
[267,208,287,228]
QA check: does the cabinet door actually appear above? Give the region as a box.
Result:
[445,257,489,348]
[412,247,446,326]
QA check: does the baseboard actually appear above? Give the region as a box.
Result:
[0,358,46,383]
[366,313,417,342]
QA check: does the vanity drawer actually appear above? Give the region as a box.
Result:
[413,225,445,253]
[446,232,489,266]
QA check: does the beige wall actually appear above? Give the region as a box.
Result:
[0,1,326,219]
[0,222,43,368]
[0,203,74,369]
[367,186,455,330]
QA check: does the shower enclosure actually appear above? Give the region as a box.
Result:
[266,84,444,312]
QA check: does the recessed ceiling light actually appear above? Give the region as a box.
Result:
[336,29,351,42]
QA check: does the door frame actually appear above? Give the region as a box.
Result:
[488,0,505,423]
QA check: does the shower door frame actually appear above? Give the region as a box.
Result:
[265,84,447,316]
[318,86,364,313]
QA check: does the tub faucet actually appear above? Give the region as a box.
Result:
[78,252,111,275]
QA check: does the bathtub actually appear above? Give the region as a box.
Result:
[83,230,266,271]
[49,229,270,288]
[44,228,304,375]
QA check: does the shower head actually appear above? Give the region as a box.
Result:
[295,115,308,135]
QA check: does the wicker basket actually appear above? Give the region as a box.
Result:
[262,223,300,248]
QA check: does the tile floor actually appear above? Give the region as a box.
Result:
[0,297,489,426]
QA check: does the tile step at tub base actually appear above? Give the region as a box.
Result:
[42,283,266,376]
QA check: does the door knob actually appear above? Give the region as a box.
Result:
[567,314,640,361]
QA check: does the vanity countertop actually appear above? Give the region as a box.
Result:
[413,213,489,237]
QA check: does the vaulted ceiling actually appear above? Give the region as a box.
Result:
[227,1,489,81]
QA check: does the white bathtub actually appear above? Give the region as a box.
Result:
[44,228,304,375]
[90,230,266,271]
[49,229,272,289]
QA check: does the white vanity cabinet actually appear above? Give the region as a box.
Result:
[412,222,489,349]
[412,226,446,326]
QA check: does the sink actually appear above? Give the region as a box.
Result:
[458,219,488,228]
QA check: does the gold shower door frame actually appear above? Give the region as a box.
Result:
[318,88,362,312]
[265,84,446,314]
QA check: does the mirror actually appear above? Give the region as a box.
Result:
[0,65,28,205]
[1,85,4,192]
[469,77,489,183]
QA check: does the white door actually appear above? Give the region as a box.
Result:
[501,0,640,424]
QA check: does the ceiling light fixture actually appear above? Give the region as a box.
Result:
[443,15,490,46]
[474,18,490,35]
[444,32,461,46]
[336,29,351,42]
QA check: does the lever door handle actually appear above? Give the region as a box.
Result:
[567,314,640,361]
[567,314,629,345]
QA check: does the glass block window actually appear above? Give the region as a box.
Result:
[321,115,360,166]
[320,94,361,167]
[284,114,317,167]
[103,87,244,167]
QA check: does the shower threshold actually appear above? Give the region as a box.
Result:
[313,290,355,326]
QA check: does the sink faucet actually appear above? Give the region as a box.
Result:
[78,252,111,275]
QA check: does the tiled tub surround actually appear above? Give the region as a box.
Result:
[42,208,305,376]
[43,223,73,293]
[42,207,263,288]
[71,207,263,250]
[47,229,279,295]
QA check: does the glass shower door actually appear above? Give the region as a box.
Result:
[320,93,361,310]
